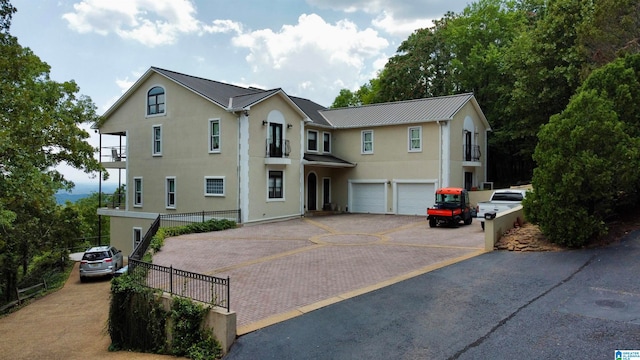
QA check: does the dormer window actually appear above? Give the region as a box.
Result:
[147,86,165,115]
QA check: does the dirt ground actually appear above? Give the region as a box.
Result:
[496,210,640,251]
[0,262,178,360]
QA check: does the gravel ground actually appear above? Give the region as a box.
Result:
[0,262,178,360]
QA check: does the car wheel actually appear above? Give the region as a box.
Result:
[429,218,436,228]
[80,276,86,283]
[464,215,472,225]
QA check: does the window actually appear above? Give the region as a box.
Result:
[209,119,220,153]
[133,177,143,207]
[133,228,142,250]
[268,170,283,199]
[323,132,331,153]
[166,177,176,208]
[408,126,422,152]
[205,177,225,196]
[307,130,318,152]
[152,125,162,156]
[362,130,374,154]
[268,123,283,157]
[147,86,165,115]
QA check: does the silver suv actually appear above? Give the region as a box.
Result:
[79,246,124,282]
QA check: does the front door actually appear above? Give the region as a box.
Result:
[323,178,331,210]
[307,173,317,211]
[464,171,473,190]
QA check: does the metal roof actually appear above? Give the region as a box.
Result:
[319,93,476,128]
[303,153,355,168]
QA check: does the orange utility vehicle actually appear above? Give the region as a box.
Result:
[426,187,473,228]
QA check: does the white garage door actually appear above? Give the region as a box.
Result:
[351,182,386,213]
[397,183,435,215]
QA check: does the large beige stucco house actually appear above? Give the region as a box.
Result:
[96,67,491,254]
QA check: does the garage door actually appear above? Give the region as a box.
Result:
[397,183,435,215]
[351,182,385,213]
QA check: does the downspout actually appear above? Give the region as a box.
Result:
[98,133,102,246]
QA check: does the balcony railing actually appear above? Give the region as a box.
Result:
[463,145,481,162]
[265,139,290,158]
[100,146,127,162]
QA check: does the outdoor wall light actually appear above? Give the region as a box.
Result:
[262,120,268,126]
[287,123,293,129]
[484,212,497,220]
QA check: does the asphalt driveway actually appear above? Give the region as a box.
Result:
[151,214,485,334]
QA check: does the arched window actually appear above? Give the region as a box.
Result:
[147,86,165,115]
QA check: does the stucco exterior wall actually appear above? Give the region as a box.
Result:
[243,95,305,222]
[103,73,240,214]
[106,214,156,256]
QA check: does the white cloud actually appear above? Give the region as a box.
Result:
[306,0,452,36]
[62,0,240,47]
[231,13,388,105]
[372,11,435,36]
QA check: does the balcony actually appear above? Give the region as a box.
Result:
[265,139,291,165]
[463,144,481,166]
[101,146,126,169]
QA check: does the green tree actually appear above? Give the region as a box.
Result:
[525,55,640,246]
[577,0,640,71]
[0,0,104,301]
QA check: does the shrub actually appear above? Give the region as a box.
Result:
[108,275,167,353]
[150,219,236,253]
[170,296,222,359]
[526,89,640,246]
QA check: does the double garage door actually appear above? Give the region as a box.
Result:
[350,181,435,215]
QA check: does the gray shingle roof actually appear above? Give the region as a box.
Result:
[290,96,330,127]
[319,93,476,128]
[152,67,263,108]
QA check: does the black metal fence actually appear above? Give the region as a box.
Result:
[130,216,160,261]
[128,258,230,312]
[130,210,241,261]
[159,209,241,228]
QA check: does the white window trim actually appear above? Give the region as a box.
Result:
[145,85,167,118]
[152,125,162,156]
[408,126,422,152]
[133,227,142,251]
[133,177,143,207]
[323,132,331,153]
[267,169,285,202]
[208,118,221,153]
[361,130,374,154]
[204,176,225,197]
[166,176,176,209]
[307,130,319,152]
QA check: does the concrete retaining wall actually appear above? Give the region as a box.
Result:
[158,294,236,354]
[483,205,524,252]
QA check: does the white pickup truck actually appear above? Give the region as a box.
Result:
[476,189,528,230]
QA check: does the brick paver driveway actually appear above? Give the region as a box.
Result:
[152,214,484,334]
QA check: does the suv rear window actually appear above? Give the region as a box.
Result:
[82,251,110,261]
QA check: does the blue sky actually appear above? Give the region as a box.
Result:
[10,0,471,186]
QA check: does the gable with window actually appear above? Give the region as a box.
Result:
[361,130,374,154]
[147,86,165,115]
[205,177,225,196]
[307,130,318,152]
[408,126,422,152]
[209,119,220,153]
